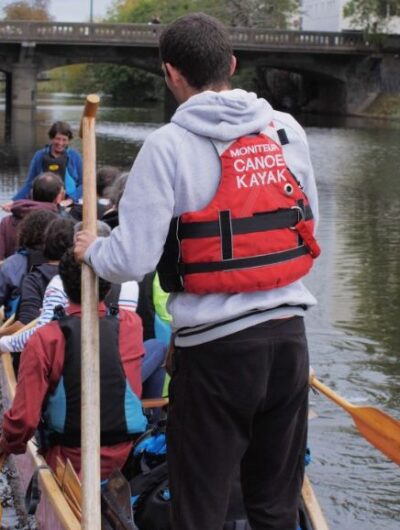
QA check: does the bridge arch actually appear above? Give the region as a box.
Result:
[0,21,398,115]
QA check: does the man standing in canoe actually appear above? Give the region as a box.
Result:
[75,13,319,530]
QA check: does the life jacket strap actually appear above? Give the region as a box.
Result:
[178,245,310,275]
[294,219,321,258]
[178,204,314,240]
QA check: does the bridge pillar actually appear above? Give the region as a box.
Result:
[345,58,381,114]
[11,63,38,110]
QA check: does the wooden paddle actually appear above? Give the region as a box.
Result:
[80,93,101,530]
[0,313,15,331]
[310,375,400,465]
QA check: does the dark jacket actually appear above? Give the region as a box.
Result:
[102,209,119,230]
[0,200,58,260]
[18,263,59,324]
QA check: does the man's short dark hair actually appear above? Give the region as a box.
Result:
[43,218,75,261]
[32,172,64,203]
[96,166,121,198]
[48,121,73,140]
[59,249,111,304]
[159,13,233,90]
[17,210,58,250]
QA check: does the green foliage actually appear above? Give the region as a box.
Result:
[227,0,300,28]
[108,0,299,28]
[343,0,399,32]
[89,64,164,104]
[2,0,52,21]
[108,0,228,24]
[40,63,163,104]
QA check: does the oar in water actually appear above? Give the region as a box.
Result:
[310,375,400,465]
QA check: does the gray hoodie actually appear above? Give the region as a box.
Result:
[86,89,318,345]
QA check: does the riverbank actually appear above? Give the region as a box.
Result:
[362,93,400,119]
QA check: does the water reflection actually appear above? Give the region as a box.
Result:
[0,94,399,529]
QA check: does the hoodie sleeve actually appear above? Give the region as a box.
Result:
[85,130,176,284]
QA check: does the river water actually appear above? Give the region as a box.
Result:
[0,94,399,529]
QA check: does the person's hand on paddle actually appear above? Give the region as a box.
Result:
[74,230,96,263]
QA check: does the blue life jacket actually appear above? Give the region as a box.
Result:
[43,311,147,447]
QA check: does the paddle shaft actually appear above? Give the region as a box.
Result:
[311,376,354,411]
[80,94,101,530]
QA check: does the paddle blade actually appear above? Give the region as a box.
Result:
[101,469,138,530]
[351,406,400,465]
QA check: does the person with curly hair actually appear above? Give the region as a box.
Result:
[0,209,58,320]
[0,249,146,480]
[0,217,75,340]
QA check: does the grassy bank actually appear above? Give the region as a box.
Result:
[363,94,400,119]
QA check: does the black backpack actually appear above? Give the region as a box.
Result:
[129,423,251,530]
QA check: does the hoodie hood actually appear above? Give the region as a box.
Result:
[171,89,273,142]
[11,199,58,219]
[35,263,59,283]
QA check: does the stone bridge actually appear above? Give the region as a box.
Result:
[1,21,400,115]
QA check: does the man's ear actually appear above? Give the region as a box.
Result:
[230,55,237,77]
[164,62,182,86]
[55,187,65,204]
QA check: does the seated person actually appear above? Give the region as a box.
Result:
[69,166,121,221]
[0,222,166,400]
[0,217,75,337]
[0,210,58,319]
[101,172,128,229]
[5,121,82,208]
[0,172,65,260]
[0,249,147,480]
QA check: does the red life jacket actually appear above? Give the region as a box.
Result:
[157,127,320,294]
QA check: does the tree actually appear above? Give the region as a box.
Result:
[227,0,300,28]
[343,0,399,32]
[108,0,299,28]
[2,0,53,21]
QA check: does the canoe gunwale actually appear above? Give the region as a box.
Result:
[0,352,81,530]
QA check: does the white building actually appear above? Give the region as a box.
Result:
[301,0,346,31]
[301,0,400,33]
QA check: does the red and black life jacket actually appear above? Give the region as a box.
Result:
[42,310,147,447]
[157,126,320,294]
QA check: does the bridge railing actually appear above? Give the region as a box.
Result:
[0,21,164,43]
[0,20,392,51]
